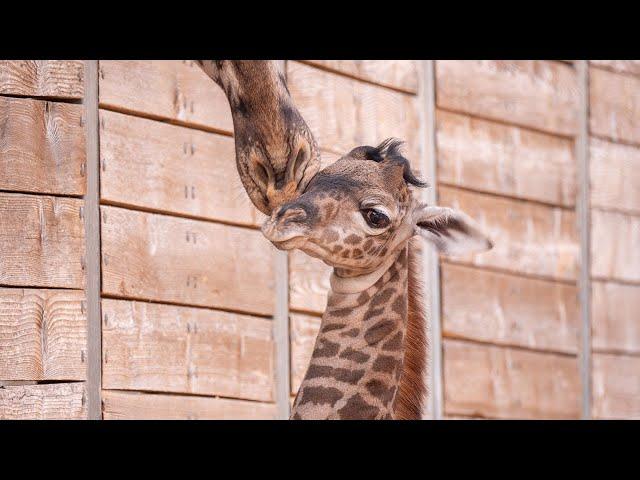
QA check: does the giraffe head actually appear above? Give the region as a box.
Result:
[262,139,492,274]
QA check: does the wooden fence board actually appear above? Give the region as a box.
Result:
[0,60,84,99]
[102,390,277,420]
[0,289,86,381]
[289,250,332,314]
[102,299,274,401]
[589,137,640,214]
[0,97,85,195]
[99,60,232,133]
[436,109,576,207]
[101,206,274,315]
[443,339,580,419]
[439,186,579,281]
[592,280,640,354]
[0,382,86,419]
[591,209,640,284]
[0,193,85,288]
[590,60,640,77]
[288,61,421,163]
[290,312,321,394]
[592,353,640,419]
[436,60,579,136]
[590,66,640,145]
[442,263,579,354]
[99,109,262,226]
[304,60,419,93]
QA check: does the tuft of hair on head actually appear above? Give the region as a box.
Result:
[349,138,429,188]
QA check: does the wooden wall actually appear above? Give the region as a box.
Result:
[0,61,88,419]
[589,61,640,419]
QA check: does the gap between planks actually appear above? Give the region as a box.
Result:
[102,388,278,405]
[442,334,579,359]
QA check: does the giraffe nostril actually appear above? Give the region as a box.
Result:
[277,205,307,224]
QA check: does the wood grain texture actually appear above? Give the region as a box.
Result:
[439,186,579,281]
[99,109,262,226]
[436,109,576,206]
[0,97,86,195]
[443,339,580,419]
[0,193,85,288]
[591,60,640,77]
[288,61,421,162]
[99,60,232,133]
[592,280,640,354]
[289,250,332,314]
[102,299,274,401]
[442,263,579,354]
[102,390,277,420]
[592,353,640,419]
[0,382,86,419]
[436,60,579,136]
[304,60,419,93]
[590,66,640,145]
[0,60,84,99]
[0,289,86,381]
[589,137,640,214]
[591,209,640,284]
[290,312,321,394]
[101,206,274,315]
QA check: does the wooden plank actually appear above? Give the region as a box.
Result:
[443,339,580,419]
[436,60,579,136]
[99,109,262,227]
[592,353,640,419]
[102,299,274,402]
[304,60,419,93]
[592,280,640,354]
[590,60,640,77]
[0,382,86,419]
[287,61,421,162]
[0,60,84,99]
[101,206,274,315]
[436,109,576,207]
[0,193,85,289]
[439,186,579,281]
[0,289,86,381]
[289,250,332,314]
[0,97,86,195]
[290,312,321,395]
[99,60,232,133]
[102,390,277,420]
[441,263,579,354]
[590,66,640,145]
[589,137,640,214]
[591,209,640,284]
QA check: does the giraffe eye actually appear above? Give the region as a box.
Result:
[362,208,390,229]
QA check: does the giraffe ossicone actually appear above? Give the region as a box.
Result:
[262,139,493,419]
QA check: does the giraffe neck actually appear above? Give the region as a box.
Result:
[291,247,409,419]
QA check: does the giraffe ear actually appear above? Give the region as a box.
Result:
[414,205,493,256]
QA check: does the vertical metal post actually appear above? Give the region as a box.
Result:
[576,60,591,419]
[420,60,443,419]
[84,60,102,420]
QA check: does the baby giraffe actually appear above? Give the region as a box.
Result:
[262,139,492,419]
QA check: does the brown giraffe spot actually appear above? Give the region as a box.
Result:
[299,386,344,407]
[365,379,397,407]
[306,365,365,384]
[330,307,353,318]
[322,323,346,333]
[391,295,406,316]
[314,338,340,357]
[382,331,403,351]
[323,203,335,221]
[341,250,350,258]
[373,355,399,374]
[291,412,302,420]
[338,347,370,364]
[344,234,362,245]
[356,291,370,305]
[352,248,363,258]
[370,288,395,307]
[340,328,360,338]
[363,239,373,251]
[338,393,379,419]
[365,320,396,345]
[378,247,388,256]
[332,245,343,253]
[363,307,385,322]
[323,228,340,243]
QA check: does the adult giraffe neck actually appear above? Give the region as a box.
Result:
[291,247,409,419]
